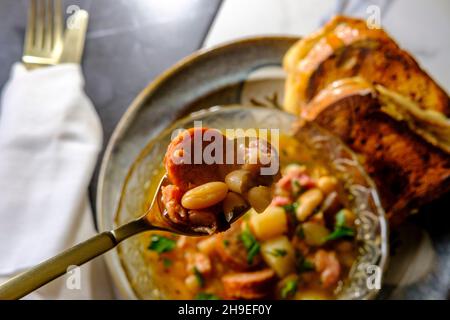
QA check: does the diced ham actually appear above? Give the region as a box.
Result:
[271,196,290,206]
[277,170,315,193]
[314,249,341,288]
[277,174,293,190]
[297,174,316,189]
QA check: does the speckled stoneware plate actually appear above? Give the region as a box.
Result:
[97,36,450,300]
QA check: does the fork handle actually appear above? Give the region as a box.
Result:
[0,218,149,300]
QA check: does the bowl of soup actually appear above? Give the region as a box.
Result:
[103,106,388,300]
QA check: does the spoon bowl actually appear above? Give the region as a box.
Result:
[144,171,252,236]
[0,171,250,300]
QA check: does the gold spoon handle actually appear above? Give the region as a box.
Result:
[0,218,150,300]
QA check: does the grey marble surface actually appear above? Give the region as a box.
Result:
[0,0,221,217]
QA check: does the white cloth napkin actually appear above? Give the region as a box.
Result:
[0,63,114,299]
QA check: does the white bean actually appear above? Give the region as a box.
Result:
[181,182,228,209]
[317,176,338,195]
[296,188,324,221]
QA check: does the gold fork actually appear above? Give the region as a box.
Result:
[22,0,63,68]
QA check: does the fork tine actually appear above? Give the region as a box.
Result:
[23,0,64,67]
[35,0,44,49]
[53,0,63,44]
[44,0,52,51]
[24,0,36,51]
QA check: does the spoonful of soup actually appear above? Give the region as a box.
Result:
[156,127,280,235]
[0,127,280,299]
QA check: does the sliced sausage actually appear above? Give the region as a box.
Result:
[314,249,341,288]
[222,269,277,299]
[164,128,280,192]
[164,127,227,191]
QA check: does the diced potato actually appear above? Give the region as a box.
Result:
[301,222,330,246]
[261,236,296,277]
[250,206,288,241]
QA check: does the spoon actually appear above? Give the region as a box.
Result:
[0,127,278,299]
[0,175,249,300]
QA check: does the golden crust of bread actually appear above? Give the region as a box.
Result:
[283,16,390,115]
[306,38,450,116]
[283,16,450,116]
[283,16,389,73]
[301,81,450,225]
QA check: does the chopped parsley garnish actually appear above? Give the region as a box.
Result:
[299,259,315,272]
[296,251,315,273]
[195,292,220,300]
[193,267,205,287]
[267,248,288,257]
[283,202,299,217]
[325,227,355,241]
[291,179,303,197]
[240,228,260,264]
[325,209,355,241]
[223,239,230,247]
[148,235,176,254]
[162,258,172,268]
[281,279,298,299]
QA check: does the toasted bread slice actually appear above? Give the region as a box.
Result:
[284,16,389,74]
[284,16,450,116]
[284,16,389,115]
[301,79,450,225]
